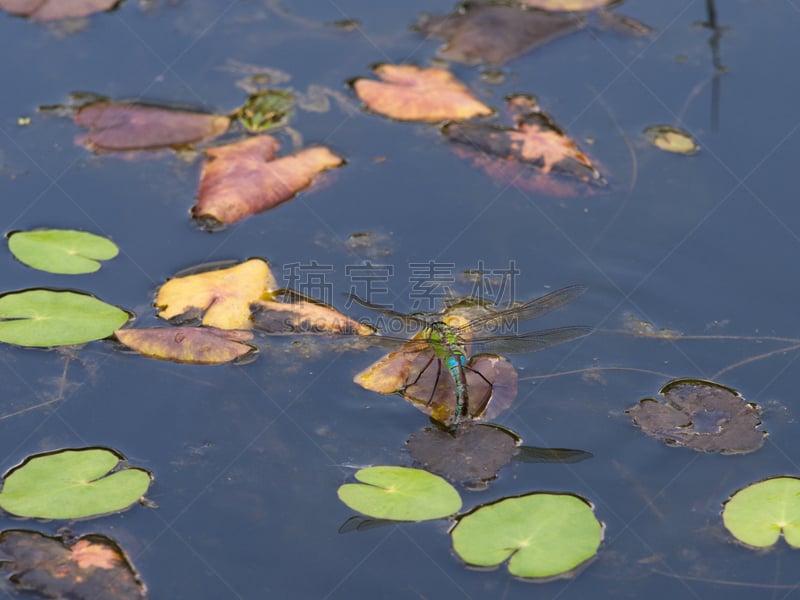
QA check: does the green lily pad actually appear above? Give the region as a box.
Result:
[337,466,462,521]
[8,229,119,275]
[0,289,129,347]
[722,477,800,548]
[451,493,602,579]
[0,448,152,519]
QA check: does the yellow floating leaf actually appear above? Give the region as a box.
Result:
[643,125,699,154]
[353,64,493,123]
[155,259,277,329]
[251,300,375,335]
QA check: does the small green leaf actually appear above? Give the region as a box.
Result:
[9,229,119,274]
[0,448,152,519]
[337,466,462,521]
[723,477,800,548]
[0,289,129,347]
[451,493,602,579]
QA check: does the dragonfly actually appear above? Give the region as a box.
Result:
[349,284,591,429]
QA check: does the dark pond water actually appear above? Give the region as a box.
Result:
[2,0,800,598]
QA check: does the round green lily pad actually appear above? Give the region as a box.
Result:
[9,229,118,274]
[337,466,462,521]
[0,448,152,519]
[722,477,800,548]
[0,289,129,347]
[451,493,602,579]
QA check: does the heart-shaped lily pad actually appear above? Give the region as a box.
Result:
[337,466,461,521]
[451,492,602,579]
[722,477,800,548]
[0,448,152,519]
[9,229,119,274]
[0,289,130,347]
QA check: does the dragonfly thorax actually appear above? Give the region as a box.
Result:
[425,322,468,366]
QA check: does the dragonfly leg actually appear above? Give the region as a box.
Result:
[466,365,493,418]
[404,355,434,388]
[426,359,442,407]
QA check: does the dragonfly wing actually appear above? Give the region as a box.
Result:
[468,325,591,354]
[343,293,430,333]
[461,284,587,337]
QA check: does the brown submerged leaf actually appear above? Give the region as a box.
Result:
[626,378,766,454]
[0,530,145,599]
[443,94,604,197]
[74,102,230,153]
[352,64,492,123]
[192,135,344,225]
[407,423,520,486]
[251,299,374,335]
[0,0,118,21]
[156,258,277,330]
[415,3,584,66]
[115,327,255,364]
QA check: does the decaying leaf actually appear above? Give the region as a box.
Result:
[355,349,518,429]
[74,102,230,153]
[626,378,765,454]
[0,530,145,599]
[352,64,492,123]
[0,0,118,21]
[407,423,520,487]
[644,125,699,154]
[443,94,604,196]
[156,258,277,330]
[516,0,611,10]
[192,135,344,225]
[251,299,374,335]
[115,327,255,364]
[414,4,584,66]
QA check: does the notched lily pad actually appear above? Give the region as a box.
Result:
[0,447,151,519]
[644,125,699,154]
[626,378,765,454]
[0,0,119,21]
[74,102,230,153]
[407,423,519,487]
[337,466,462,521]
[722,476,800,548]
[443,95,605,197]
[115,327,255,364]
[8,229,118,274]
[355,350,518,429]
[155,258,277,330]
[0,530,146,599]
[352,64,492,123]
[451,492,603,579]
[192,135,344,225]
[414,3,584,66]
[0,289,129,347]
